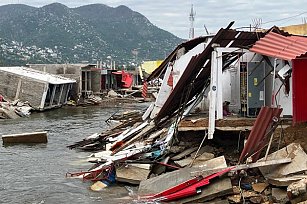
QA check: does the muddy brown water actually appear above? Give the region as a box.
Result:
[0,104,148,204]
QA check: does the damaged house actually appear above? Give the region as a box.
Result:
[27,63,134,100]
[27,64,100,100]
[148,25,307,136]
[0,66,76,110]
[67,22,307,203]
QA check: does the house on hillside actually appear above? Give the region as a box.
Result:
[0,66,76,110]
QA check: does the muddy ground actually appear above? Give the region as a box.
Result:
[279,122,307,152]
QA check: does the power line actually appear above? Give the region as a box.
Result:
[262,11,307,25]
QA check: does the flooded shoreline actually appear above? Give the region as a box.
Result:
[0,104,147,204]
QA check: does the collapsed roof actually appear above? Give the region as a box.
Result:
[148,22,265,124]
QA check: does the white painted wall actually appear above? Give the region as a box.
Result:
[274,77,292,116]
[172,43,206,86]
[148,41,209,119]
[150,64,173,119]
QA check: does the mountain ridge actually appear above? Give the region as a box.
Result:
[0,3,183,66]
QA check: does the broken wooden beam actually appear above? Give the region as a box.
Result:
[171,147,198,161]
[111,123,156,155]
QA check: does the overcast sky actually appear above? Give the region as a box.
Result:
[1,0,306,39]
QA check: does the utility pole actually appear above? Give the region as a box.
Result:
[189,4,196,39]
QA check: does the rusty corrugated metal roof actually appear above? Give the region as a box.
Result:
[154,24,264,123]
[239,106,282,163]
[250,31,307,61]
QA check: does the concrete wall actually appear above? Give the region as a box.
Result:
[28,64,81,75]
[28,64,81,100]
[91,70,101,93]
[0,70,45,108]
[281,23,307,36]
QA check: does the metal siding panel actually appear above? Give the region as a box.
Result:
[292,59,307,124]
[247,62,265,113]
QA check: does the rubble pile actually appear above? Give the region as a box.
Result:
[0,96,32,119]
[67,24,307,203]
[67,107,307,203]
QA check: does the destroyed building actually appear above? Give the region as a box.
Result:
[0,66,76,110]
[27,64,100,100]
[27,64,135,100]
[67,22,307,203]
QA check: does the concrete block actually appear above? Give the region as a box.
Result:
[2,131,48,144]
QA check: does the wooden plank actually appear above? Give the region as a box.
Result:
[252,183,269,193]
[178,127,208,131]
[145,128,167,143]
[267,175,307,187]
[171,147,198,161]
[190,158,291,177]
[233,158,292,171]
[178,126,288,132]
[175,153,215,167]
[2,131,48,143]
[178,126,253,131]
[111,123,156,155]
[130,163,151,170]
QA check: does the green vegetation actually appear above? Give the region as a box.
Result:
[0,3,183,66]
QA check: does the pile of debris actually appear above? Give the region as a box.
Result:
[67,106,307,203]
[67,23,307,203]
[0,95,32,119]
[73,90,145,107]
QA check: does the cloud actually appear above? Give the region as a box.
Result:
[0,0,306,38]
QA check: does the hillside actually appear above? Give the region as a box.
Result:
[0,3,183,66]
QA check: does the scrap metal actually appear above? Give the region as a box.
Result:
[239,106,283,163]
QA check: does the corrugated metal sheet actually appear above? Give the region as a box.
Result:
[239,106,283,163]
[292,59,307,124]
[250,32,307,61]
[154,25,264,123]
[147,36,211,81]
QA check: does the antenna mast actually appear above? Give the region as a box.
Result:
[189,4,196,39]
